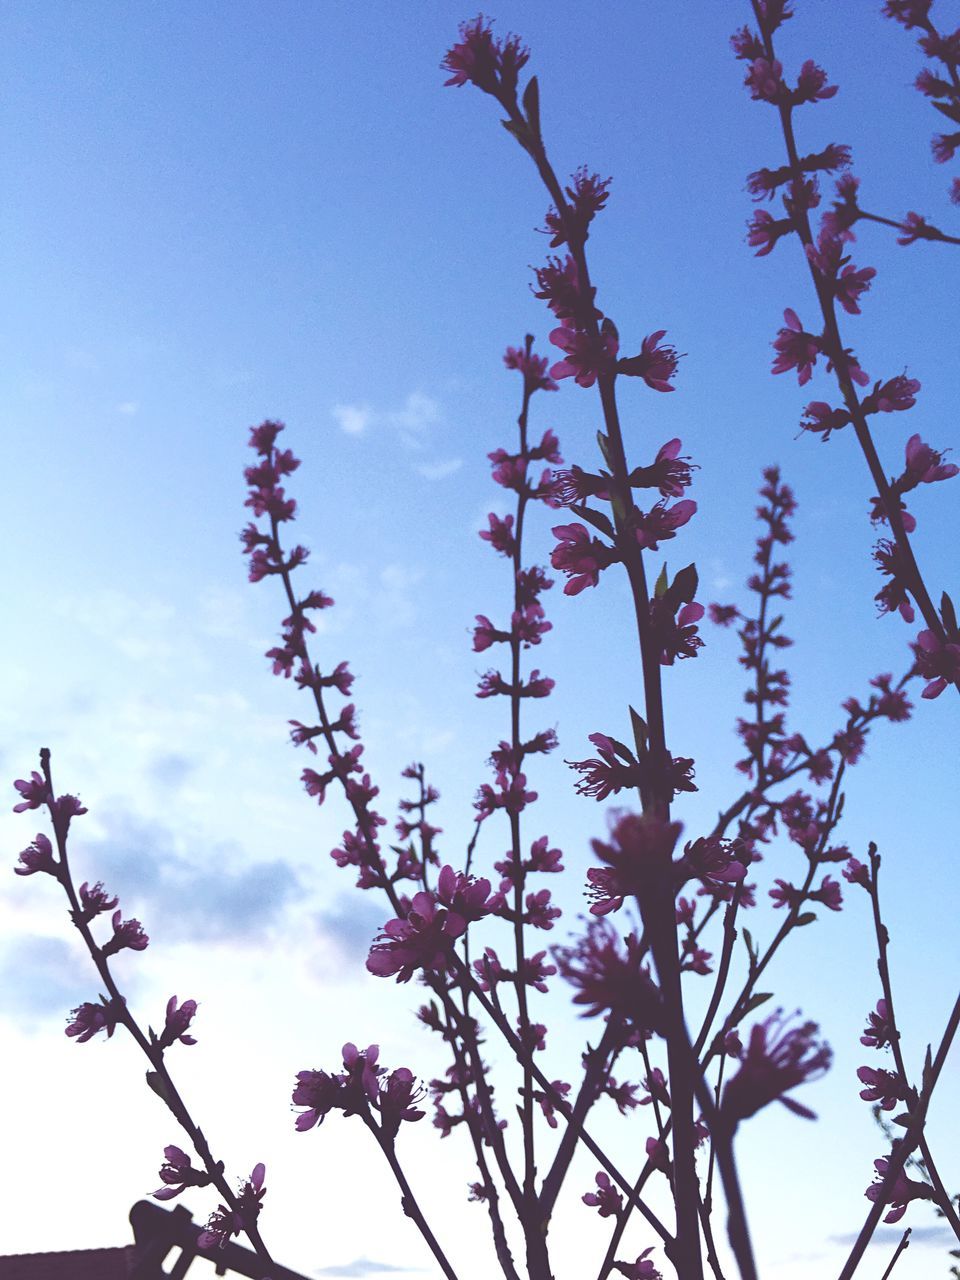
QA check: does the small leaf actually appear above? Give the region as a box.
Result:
[570,503,614,539]
[742,991,773,1015]
[628,706,648,753]
[671,563,699,604]
[655,564,669,598]
[605,737,638,766]
[500,117,533,155]
[146,1071,170,1104]
[522,75,541,135]
[941,591,958,637]
[597,432,613,468]
[794,911,817,926]
[892,1111,912,1128]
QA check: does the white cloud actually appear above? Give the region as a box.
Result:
[332,402,373,436]
[331,392,443,449]
[116,400,140,416]
[416,459,462,481]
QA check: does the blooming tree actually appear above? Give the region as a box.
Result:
[10,5,960,1280]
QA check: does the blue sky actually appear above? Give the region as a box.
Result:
[2,2,958,1277]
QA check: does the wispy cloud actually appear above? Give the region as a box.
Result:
[332,402,373,436]
[331,392,443,451]
[828,1224,955,1248]
[116,400,140,415]
[416,459,462,481]
[81,807,301,943]
[315,1259,421,1277]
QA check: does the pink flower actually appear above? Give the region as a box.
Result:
[861,1000,893,1050]
[903,434,958,486]
[932,133,960,164]
[553,917,663,1035]
[811,876,843,911]
[913,628,960,699]
[731,27,765,60]
[248,420,284,454]
[744,57,786,103]
[442,16,529,101]
[479,512,516,557]
[14,833,59,878]
[583,1170,622,1218]
[550,522,618,595]
[793,60,837,104]
[873,540,915,623]
[567,732,643,801]
[66,998,123,1043]
[857,1065,906,1110]
[102,910,149,957]
[633,499,697,551]
[649,599,704,665]
[865,1150,934,1223]
[379,1067,427,1140]
[585,812,682,915]
[896,212,935,245]
[799,400,850,438]
[617,331,681,392]
[771,309,821,384]
[882,0,932,27]
[722,1011,831,1123]
[158,996,198,1050]
[747,209,794,256]
[503,343,558,393]
[12,771,49,813]
[532,255,598,322]
[614,1247,663,1279]
[843,857,872,890]
[549,319,619,388]
[76,880,119,923]
[153,1146,213,1200]
[198,1164,266,1251]
[367,874,493,983]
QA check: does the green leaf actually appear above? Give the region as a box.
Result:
[146,1071,170,1104]
[941,591,958,637]
[794,911,817,926]
[628,706,648,753]
[596,432,613,468]
[742,991,773,1015]
[570,503,614,539]
[671,562,699,604]
[655,564,669,598]
[522,75,541,136]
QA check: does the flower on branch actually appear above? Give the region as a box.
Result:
[865,1148,935,1223]
[14,833,60,878]
[583,1170,623,1217]
[158,996,198,1050]
[771,309,821,384]
[722,1010,831,1123]
[441,15,529,102]
[153,1145,214,1200]
[66,997,124,1043]
[198,1163,266,1251]
[617,331,681,392]
[913,628,960,699]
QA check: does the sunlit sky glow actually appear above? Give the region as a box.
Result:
[2,3,958,1278]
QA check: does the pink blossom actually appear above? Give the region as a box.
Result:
[503,344,558,393]
[441,15,529,100]
[633,499,697,551]
[882,0,932,26]
[549,319,619,388]
[861,999,893,1050]
[932,132,960,164]
[567,732,643,800]
[583,1170,622,1218]
[811,875,843,911]
[248,419,284,454]
[771,309,821,384]
[613,1247,663,1279]
[159,996,198,1050]
[793,60,837,104]
[865,1151,934,1223]
[857,1065,905,1110]
[76,880,119,923]
[873,540,915,623]
[478,511,516,557]
[747,209,794,256]
[586,812,682,915]
[532,254,598,322]
[550,522,618,595]
[843,857,872,890]
[744,57,785,103]
[66,998,123,1043]
[153,1146,212,1200]
[896,212,935,245]
[198,1164,266,1251]
[722,1011,831,1122]
[12,771,49,813]
[102,910,149,957]
[617,330,681,392]
[649,598,705,665]
[14,833,59,878]
[730,27,765,60]
[799,400,850,438]
[914,628,960,699]
[904,434,958,486]
[553,916,663,1034]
